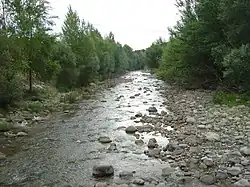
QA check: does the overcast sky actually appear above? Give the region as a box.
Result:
[49,0,180,50]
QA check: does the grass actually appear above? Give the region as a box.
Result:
[0,118,12,132]
[213,91,250,107]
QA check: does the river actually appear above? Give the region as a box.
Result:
[0,71,176,187]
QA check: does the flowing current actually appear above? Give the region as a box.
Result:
[0,71,175,187]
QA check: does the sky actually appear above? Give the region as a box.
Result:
[49,0,180,50]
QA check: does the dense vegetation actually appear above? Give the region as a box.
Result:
[0,1,145,108]
[146,0,250,93]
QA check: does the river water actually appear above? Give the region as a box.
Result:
[0,71,175,187]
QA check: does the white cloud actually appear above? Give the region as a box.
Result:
[49,0,180,50]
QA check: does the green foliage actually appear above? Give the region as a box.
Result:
[60,91,80,104]
[0,118,12,132]
[213,92,250,107]
[0,1,146,109]
[156,0,250,92]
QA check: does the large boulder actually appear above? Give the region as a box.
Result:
[93,165,114,177]
[125,126,137,134]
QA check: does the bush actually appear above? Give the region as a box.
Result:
[0,75,23,108]
[60,91,80,104]
[213,91,250,106]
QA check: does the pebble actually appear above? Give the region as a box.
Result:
[227,167,242,176]
[17,132,28,136]
[92,165,114,177]
[0,152,6,160]
[133,178,145,185]
[233,179,250,187]
[199,174,216,185]
[98,136,112,143]
[162,166,174,176]
[125,126,137,134]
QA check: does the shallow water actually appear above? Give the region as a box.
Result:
[0,71,174,187]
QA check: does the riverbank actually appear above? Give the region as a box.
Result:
[0,71,249,187]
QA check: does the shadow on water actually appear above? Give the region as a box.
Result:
[0,71,172,186]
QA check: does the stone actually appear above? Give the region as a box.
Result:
[186,117,196,123]
[135,139,144,146]
[133,178,145,185]
[135,112,143,118]
[148,148,161,157]
[125,126,137,134]
[240,147,250,156]
[205,132,220,141]
[162,166,175,177]
[107,143,117,151]
[198,125,206,129]
[228,167,242,176]
[17,132,28,136]
[216,170,228,180]
[148,138,157,148]
[202,157,214,167]
[199,174,216,185]
[95,182,107,187]
[92,165,114,177]
[233,179,250,187]
[98,136,112,143]
[148,107,157,113]
[0,152,6,160]
[164,142,179,152]
[119,171,133,178]
[178,177,194,184]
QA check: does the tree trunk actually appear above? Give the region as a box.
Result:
[29,68,32,92]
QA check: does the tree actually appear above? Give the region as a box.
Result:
[7,0,56,91]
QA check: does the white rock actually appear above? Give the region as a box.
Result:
[17,132,28,136]
[205,132,220,141]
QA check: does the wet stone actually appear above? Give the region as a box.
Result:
[0,152,6,160]
[119,171,133,179]
[17,131,28,136]
[133,178,145,185]
[98,136,112,143]
[227,167,242,176]
[233,179,250,187]
[162,166,175,177]
[240,147,250,156]
[199,174,216,185]
[125,126,137,134]
[148,107,157,113]
[135,139,144,146]
[148,138,158,148]
[95,182,107,187]
[93,165,114,177]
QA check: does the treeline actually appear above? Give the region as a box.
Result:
[146,0,250,91]
[0,0,145,108]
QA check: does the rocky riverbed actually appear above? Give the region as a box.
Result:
[0,71,250,187]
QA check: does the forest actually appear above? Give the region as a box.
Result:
[0,0,146,109]
[146,0,250,101]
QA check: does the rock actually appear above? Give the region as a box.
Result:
[107,143,117,151]
[133,178,145,185]
[119,171,133,178]
[4,131,16,138]
[162,166,174,177]
[148,148,161,157]
[135,139,144,145]
[198,125,206,129]
[0,152,6,160]
[164,142,179,152]
[199,174,216,185]
[130,96,135,99]
[227,167,242,176]
[148,138,157,148]
[202,157,214,167]
[135,112,143,118]
[205,132,220,141]
[233,179,250,187]
[216,170,228,180]
[93,165,114,177]
[125,126,137,134]
[98,136,112,143]
[17,132,28,136]
[148,107,157,113]
[95,182,107,187]
[186,117,196,123]
[240,147,250,156]
[178,177,194,184]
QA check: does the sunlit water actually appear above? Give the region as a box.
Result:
[0,71,174,187]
